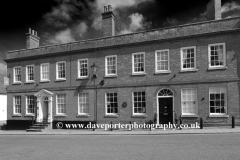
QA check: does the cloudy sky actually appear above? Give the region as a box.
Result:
[0,0,240,70]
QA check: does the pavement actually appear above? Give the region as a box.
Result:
[1,126,240,135]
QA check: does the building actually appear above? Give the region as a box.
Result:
[5,0,240,130]
[0,78,7,125]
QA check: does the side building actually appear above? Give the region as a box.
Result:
[5,0,240,129]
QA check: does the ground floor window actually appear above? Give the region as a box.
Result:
[181,88,198,115]
[78,93,89,114]
[26,95,35,114]
[13,96,21,114]
[133,91,146,114]
[56,94,66,114]
[209,87,227,115]
[106,93,118,115]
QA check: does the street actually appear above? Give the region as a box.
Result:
[0,134,240,160]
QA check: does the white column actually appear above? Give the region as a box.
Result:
[48,96,53,123]
[36,96,41,122]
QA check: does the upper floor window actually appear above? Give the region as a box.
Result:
[155,49,170,73]
[78,93,89,115]
[13,95,21,115]
[26,65,34,82]
[209,87,227,115]
[13,66,21,83]
[56,61,66,80]
[208,43,226,69]
[78,59,88,78]
[133,91,146,115]
[106,92,118,115]
[132,52,145,74]
[181,88,198,115]
[40,63,50,81]
[180,46,196,71]
[56,94,67,115]
[26,95,35,115]
[105,56,117,76]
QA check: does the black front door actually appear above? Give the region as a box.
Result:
[159,97,173,124]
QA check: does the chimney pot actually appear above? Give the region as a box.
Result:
[101,5,115,37]
[26,28,40,49]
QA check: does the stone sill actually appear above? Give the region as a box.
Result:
[12,82,22,85]
[55,114,67,117]
[104,75,118,78]
[77,114,90,118]
[40,80,50,83]
[209,115,229,118]
[154,71,171,74]
[55,79,66,82]
[208,66,228,71]
[180,69,198,73]
[131,114,147,118]
[181,115,199,118]
[77,77,89,80]
[25,81,35,84]
[131,73,146,76]
[24,114,35,117]
[12,114,22,117]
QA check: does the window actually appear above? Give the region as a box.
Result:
[40,63,49,81]
[105,56,117,76]
[155,50,170,73]
[13,96,21,114]
[209,87,227,115]
[56,94,66,114]
[180,46,196,71]
[133,91,146,114]
[106,93,118,115]
[26,65,34,82]
[78,59,88,78]
[208,43,226,69]
[56,62,66,80]
[78,93,89,114]
[132,52,145,74]
[26,95,35,114]
[181,89,198,115]
[13,67,21,83]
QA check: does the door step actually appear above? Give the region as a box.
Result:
[26,129,42,132]
[26,122,50,132]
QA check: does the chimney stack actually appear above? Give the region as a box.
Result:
[207,0,221,20]
[101,5,115,37]
[26,28,40,49]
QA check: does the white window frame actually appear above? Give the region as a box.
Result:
[208,43,226,69]
[26,95,35,115]
[56,94,67,115]
[26,65,34,82]
[132,91,146,115]
[155,49,170,73]
[56,61,66,80]
[78,93,89,115]
[13,66,21,83]
[180,46,197,71]
[105,55,117,76]
[13,95,21,115]
[78,59,88,79]
[181,88,198,116]
[40,63,50,81]
[105,92,118,115]
[209,87,227,116]
[132,52,145,75]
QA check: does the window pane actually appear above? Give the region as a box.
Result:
[181,89,197,115]
[79,93,89,114]
[209,87,226,114]
[106,93,118,114]
[133,91,146,114]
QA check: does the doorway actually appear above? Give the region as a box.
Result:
[157,89,174,124]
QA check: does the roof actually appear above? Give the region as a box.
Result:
[6,17,240,61]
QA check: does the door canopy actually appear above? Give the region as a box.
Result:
[158,89,173,97]
[34,89,54,97]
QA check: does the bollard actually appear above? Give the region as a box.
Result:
[200,118,203,129]
[179,118,182,130]
[110,121,113,131]
[149,120,152,131]
[232,116,235,128]
[129,121,132,131]
[93,121,95,131]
